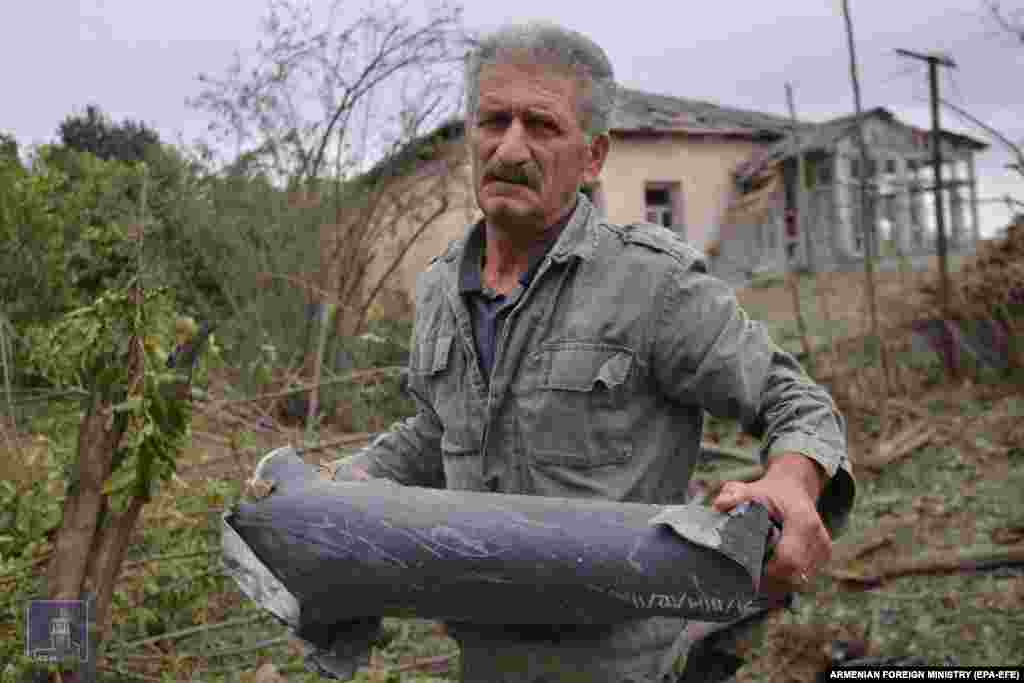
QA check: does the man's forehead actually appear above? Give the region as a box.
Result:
[477,60,579,110]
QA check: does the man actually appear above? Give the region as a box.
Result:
[327,21,855,682]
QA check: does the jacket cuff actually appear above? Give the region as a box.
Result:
[762,433,856,538]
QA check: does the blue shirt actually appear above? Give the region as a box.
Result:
[458,216,567,383]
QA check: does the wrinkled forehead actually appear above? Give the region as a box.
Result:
[476,56,583,113]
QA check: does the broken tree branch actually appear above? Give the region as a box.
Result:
[116,635,289,661]
[831,543,1024,584]
[304,432,377,453]
[828,518,916,568]
[858,423,937,470]
[206,366,404,409]
[108,612,270,652]
[392,653,458,674]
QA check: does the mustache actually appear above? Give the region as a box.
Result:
[484,162,541,190]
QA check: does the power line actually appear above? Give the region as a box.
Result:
[876,64,923,87]
[944,69,967,114]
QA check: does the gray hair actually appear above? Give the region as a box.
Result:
[464,21,617,140]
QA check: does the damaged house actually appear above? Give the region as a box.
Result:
[358,90,989,314]
[715,107,989,282]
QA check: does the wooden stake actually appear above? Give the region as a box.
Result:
[841,0,892,452]
[785,83,816,371]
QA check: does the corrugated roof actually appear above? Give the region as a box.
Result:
[610,87,799,138]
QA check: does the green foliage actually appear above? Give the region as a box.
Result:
[0,464,64,560]
[23,286,195,513]
[1,127,234,343]
[0,147,146,325]
[58,104,161,165]
[0,131,18,163]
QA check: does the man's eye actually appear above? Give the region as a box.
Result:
[528,118,558,134]
[479,115,507,128]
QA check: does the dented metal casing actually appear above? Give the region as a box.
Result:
[222,447,773,644]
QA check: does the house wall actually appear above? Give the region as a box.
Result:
[600,134,766,251]
[362,158,478,321]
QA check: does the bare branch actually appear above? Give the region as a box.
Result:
[190,0,464,183]
[356,193,451,333]
[986,0,1024,44]
[940,97,1024,177]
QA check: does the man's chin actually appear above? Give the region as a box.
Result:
[480,198,543,228]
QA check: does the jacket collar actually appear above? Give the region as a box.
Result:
[443,192,599,272]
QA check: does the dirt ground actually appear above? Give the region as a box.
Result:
[735,265,939,346]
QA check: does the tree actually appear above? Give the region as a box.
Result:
[0,146,142,323]
[0,150,206,669]
[58,104,161,165]
[188,0,467,419]
[190,0,465,185]
[0,132,18,165]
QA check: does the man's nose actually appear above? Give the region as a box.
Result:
[493,118,531,165]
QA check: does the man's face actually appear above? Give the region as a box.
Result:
[471,60,607,233]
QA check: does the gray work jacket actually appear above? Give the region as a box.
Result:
[339,194,855,682]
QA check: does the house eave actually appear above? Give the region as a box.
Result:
[611,127,783,142]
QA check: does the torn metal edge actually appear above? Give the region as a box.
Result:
[647,503,769,581]
[221,510,300,627]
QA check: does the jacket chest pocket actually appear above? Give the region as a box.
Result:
[515,345,636,468]
[414,333,470,432]
[413,333,485,488]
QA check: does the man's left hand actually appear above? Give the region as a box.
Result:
[711,452,832,597]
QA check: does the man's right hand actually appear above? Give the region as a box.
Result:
[318,459,373,482]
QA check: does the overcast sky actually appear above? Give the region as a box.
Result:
[5,0,1022,236]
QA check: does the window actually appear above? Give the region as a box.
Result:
[817,159,834,185]
[644,182,684,236]
[645,187,671,206]
[885,159,897,175]
[850,186,881,255]
[851,158,880,179]
[909,194,925,247]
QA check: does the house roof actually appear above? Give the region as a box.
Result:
[361,118,466,186]
[610,87,798,139]
[735,107,989,182]
[372,96,989,186]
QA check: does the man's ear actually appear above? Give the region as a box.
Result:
[583,134,610,185]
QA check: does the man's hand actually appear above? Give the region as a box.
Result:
[711,452,832,597]
[318,459,373,482]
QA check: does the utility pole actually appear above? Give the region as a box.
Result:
[895,48,957,317]
[842,0,891,448]
[784,83,814,369]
